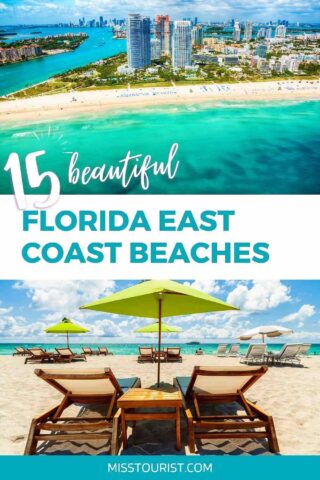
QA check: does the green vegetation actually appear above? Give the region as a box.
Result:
[0,34,88,51]
[299,62,320,75]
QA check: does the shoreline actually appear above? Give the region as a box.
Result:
[0,79,319,122]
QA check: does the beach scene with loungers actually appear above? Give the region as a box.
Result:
[0,279,319,456]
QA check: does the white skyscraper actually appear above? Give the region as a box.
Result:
[244,21,253,41]
[233,21,241,42]
[266,27,272,39]
[257,27,266,39]
[172,20,192,68]
[275,25,287,38]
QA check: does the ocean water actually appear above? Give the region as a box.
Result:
[1,342,319,356]
[0,26,126,96]
[1,100,320,194]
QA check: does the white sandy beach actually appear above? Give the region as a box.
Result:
[0,80,320,122]
[0,354,319,455]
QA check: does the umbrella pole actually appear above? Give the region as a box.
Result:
[262,333,265,344]
[157,297,163,387]
[67,331,69,348]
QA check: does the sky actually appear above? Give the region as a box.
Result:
[0,0,320,25]
[0,279,319,343]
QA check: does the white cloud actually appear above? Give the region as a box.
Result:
[227,280,291,311]
[87,318,123,337]
[278,304,316,326]
[0,2,8,10]
[183,279,221,294]
[14,280,116,314]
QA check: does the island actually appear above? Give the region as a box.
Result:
[0,33,88,65]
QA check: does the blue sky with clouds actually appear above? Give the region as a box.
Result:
[0,280,319,343]
[0,1,320,24]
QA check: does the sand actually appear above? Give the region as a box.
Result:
[1,80,320,122]
[0,354,319,456]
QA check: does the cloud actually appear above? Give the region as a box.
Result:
[87,318,123,336]
[227,280,291,312]
[183,279,221,294]
[0,309,47,337]
[0,2,8,10]
[14,280,116,314]
[278,304,316,326]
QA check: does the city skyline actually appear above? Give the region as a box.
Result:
[0,280,319,343]
[1,1,320,25]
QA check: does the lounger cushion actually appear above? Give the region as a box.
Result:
[175,376,191,396]
[118,377,139,392]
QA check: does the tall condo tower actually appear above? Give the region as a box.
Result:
[127,13,151,69]
[155,15,170,55]
[172,20,192,68]
[244,21,253,41]
[233,21,241,42]
[192,25,203,46]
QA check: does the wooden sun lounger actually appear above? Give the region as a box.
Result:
[166,347,182,362]
[99,347,113,355]
[82,346,99,355]
[55,348,86,362]
[24,367,141,455]
[138,347,154,363]
[13,347,29,356]
[24,348,57,364]
[174,365,279,454]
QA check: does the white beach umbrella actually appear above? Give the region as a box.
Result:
[239,325,293,343]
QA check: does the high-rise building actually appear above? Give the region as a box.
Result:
[194,17,198,25]
[266,27,272,39]
[192,25,203,46]
[172,20,192,68]
[151,38,161,60]
[99,16,104,28]
[257,27,266,39]
[127,14,151,69]
[155,15,170,55]
[233,21,241,42]
[244,21,253,41]
[275,25,287,38]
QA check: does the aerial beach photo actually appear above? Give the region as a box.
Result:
[0,279,319,456]
[0,1,320,194]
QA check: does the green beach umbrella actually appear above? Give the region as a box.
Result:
[80,279,238,386]
[135,322,182,333]
[45,317,89,348]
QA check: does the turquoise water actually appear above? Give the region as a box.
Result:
[0,26,126,96]
[2,342,319,356]
[1,100,320,194]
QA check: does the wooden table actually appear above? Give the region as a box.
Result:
[153,350,167,361]
[117,388,183,450]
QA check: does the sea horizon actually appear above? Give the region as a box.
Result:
[2,341,320,355]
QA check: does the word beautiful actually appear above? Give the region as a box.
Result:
[21,209,270,265]
[69,143,180,190]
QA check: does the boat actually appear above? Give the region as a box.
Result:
[187,341,201,345]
